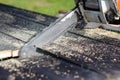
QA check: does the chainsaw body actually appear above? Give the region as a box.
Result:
[75,0,120,24]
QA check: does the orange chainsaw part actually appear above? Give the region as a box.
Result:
[117,0,120,10]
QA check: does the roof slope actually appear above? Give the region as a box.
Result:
[0,3,120,80]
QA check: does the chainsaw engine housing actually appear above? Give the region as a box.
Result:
[75,0,120,24]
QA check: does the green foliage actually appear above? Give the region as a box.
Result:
[0,0,75,16]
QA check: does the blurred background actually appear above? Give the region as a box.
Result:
[0,0,75,16]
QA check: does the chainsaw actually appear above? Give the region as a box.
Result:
[19,0,120,57]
